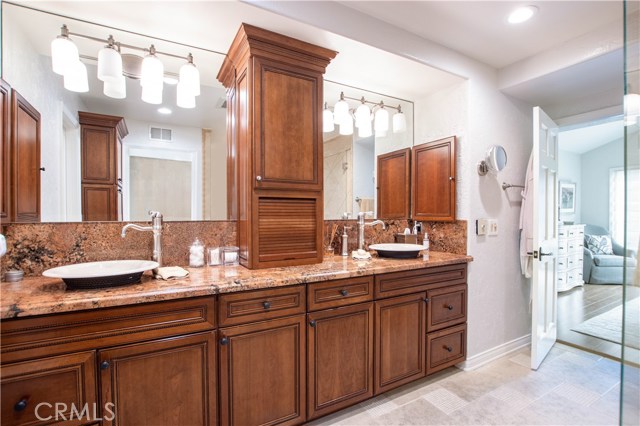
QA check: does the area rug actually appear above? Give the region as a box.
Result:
[571,297,640,350]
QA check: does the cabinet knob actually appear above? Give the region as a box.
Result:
[39,167,45,172]
[220,337,229,345]
[100,361,110,370]
[424,297,430,303]
[449,176,454,181]
[262,301,271,310]
[14,396,29,412]
[445,345,453,352]
[256,176,262,182]
[309,320,316,327]
[447,304,454,310]
[340,289,349,297]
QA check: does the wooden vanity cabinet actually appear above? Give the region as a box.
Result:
[78,112,128,221]
[377,148,411,219]
[1,78,10,221]
[412,136,457,222]
[217,24,337,269]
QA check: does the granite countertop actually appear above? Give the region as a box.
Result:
[0,251,472,319]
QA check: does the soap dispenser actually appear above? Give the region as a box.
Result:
[341,226,352,256]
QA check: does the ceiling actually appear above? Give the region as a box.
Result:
[559,118,625,154]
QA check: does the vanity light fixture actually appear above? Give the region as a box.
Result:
[325,91,407,137]
[50,24,201,107]
[322,102,335,132]
[507,5,538,24]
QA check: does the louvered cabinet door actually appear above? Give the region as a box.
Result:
[253,194,323,268]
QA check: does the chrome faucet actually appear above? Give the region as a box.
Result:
[357,211,385,251]
[121,210,163,267]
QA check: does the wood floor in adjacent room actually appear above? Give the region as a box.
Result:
[557,283,640,362]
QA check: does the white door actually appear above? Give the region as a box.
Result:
[531,106,559,370]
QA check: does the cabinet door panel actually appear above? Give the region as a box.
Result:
[377,148,410,219]
[412,136,456,222]
[219,315,306,426]
[99,332,217,426]
[1,351,97,426]
[11,91,40,223]
[308,303,374,420]
[81,125,115,184]
[375,293,426,394]
[254,58,321,191]
[82,184,117,221]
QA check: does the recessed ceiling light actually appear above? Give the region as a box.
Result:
[157,107,172,115]
[163,76,179,85]
[508,5,538,24]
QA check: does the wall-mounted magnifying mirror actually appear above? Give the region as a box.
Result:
[477,145,507,175]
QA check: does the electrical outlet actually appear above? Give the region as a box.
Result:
[476,219,488,236]
[488,219,498,236]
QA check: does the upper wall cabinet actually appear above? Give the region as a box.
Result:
[412,136,457,222]
[218,24,336,269]
[377,148,411,219]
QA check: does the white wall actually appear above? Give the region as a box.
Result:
[3,21,87,222]
[558,149,582,224]
[352,137,374,215]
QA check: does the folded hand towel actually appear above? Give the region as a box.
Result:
[155,266,190,280]
[352,249,372,260]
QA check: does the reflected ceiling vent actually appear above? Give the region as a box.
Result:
[149,126,172,142]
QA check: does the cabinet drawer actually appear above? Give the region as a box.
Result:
[568,239,583,254]
[427,285,467,332]
[1,351,97,426]
[557,256,569,271]
[1,297,216,364]
[218,285,305,327]
[557,240,569,256]
[426,324,466,375]
[375,264,467,299]
[307,276,373,311]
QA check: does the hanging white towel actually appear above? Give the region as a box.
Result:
[519,151,534,278]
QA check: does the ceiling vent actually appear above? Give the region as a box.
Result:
[149,126,172,142]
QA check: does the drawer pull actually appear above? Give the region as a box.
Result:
[262,301,271,310]
[309,320,316,327]
[446,304,454,310]
[340,289,349,297]
[220,337,229,346]
[424,298,430,303]
[444,345,453,352]
[14,396,29,412]
[100,361,110,370]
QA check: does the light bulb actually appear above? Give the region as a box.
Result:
[179,58,200,96]
[333,98,350,126]
[374,107,389,133]
[98,45,123,82]
[51,35,79,76]
[323,108,334,133]
[141,81,163,104]
[141,49,164,87]
[104,75,126,99]
[63,60,89,92]
[355,104,371,129]
[177,81,196,109]
[393,111,407,133]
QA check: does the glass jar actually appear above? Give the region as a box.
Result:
[189,238,205,267]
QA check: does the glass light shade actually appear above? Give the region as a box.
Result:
[179,62,201,96]
[355,104,371,128]
[624,93,640,126]
[322,108,334,133]
[333,99,350,125]
[339,116,354,135]
[358,120,372,138]
[177,81,196,109]
[393,111,407,133]
[374,108,389,133]
[63,60,89,92]
[97,46,123,82]
[51,36,79,75]
[141,54,164,87]
[141,82,163,104]
[103,75,126,99]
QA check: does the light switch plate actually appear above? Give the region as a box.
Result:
[476,219,488,236]
[487,219,498,236]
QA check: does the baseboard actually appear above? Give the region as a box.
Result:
[457,334,531,371]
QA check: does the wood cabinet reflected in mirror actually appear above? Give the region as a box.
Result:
[377,148,411,219]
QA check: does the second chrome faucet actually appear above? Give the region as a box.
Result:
[121,210,163,267]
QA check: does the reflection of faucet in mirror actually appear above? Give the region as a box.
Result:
[121,211,163,267]
[357,211,386,250]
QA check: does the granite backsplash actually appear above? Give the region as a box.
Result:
[1,219,466,276]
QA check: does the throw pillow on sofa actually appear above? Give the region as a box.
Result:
[585,234,614,255]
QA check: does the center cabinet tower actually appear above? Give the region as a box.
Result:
[218,24,337,269]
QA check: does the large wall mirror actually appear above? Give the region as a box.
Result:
[2,2,460,223]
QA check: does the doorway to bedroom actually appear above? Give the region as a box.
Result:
[555,117,640,363]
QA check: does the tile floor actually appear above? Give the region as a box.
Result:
[308,343,640,426]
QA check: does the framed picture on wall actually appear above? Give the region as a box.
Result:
[559,181,576,213]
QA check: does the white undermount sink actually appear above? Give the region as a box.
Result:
[43,260,159,290]
[368,243,425,259]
